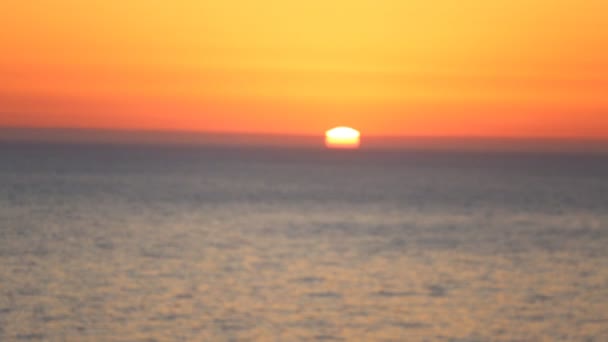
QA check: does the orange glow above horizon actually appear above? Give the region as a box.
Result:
[1,1,607,138]
[325,127,361,149]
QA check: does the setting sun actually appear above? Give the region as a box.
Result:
[325,126,361,149]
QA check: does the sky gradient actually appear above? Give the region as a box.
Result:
[1,0,607,138]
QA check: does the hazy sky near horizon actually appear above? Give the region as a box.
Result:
[1,0,607,137]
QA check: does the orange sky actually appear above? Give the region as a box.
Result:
[1,0,607,138]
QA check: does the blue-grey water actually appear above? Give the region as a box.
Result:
[1,143,608,341]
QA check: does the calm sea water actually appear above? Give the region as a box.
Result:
[1,143,607,341]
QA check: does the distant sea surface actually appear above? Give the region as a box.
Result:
[1,143,607,341]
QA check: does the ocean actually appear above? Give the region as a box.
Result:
[1,143,607,341]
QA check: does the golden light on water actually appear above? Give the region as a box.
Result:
[325,126,360,149]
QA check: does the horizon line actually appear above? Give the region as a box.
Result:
[2,126,608,154]
[2,125,608,141]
